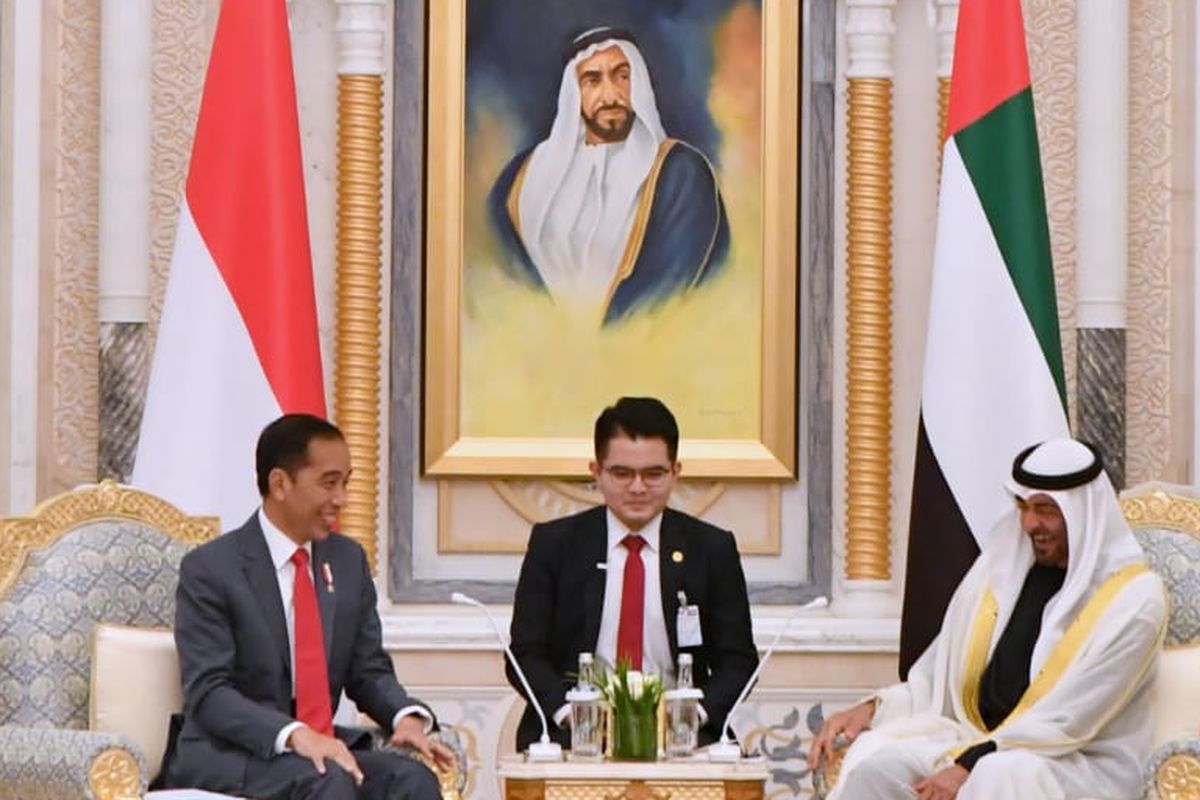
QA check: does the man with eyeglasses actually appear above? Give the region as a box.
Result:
[507,396,758,752]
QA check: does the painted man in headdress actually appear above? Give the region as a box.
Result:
[489,27,729,326]
[809,437,1166,800]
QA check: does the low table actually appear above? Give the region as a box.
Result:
[498,754,768,799]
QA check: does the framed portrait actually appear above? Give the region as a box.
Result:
[424,0,798,478]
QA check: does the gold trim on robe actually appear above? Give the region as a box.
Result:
[600,138,679,315]
[1004,562,1148,724]
[960,588,999,732]
[958,562,1150,736]
[505,157,531,234]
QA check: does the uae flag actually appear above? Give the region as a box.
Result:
[132,0,325,530]
[899,0,1070,677]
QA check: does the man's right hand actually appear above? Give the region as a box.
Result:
[288,726,364,786]
[806,698,876,771]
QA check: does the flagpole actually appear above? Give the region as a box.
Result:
[839,0,896,616]
[334,0,388,573]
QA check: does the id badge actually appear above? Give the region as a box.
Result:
[677,604,703,647]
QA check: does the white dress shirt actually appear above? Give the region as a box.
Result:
[595,509,674,679]
[554,509,675,727]
[257,510,429,752]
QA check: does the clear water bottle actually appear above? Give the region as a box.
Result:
[677,653,693,689]
[664,653,702,757]
[578,652,594,686]
[567,652,603,758]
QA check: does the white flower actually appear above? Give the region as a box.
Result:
[627,670,644,699]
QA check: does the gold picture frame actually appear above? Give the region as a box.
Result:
[424,0,798,479]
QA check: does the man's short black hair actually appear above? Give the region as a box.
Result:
[255,414,344,496]
[593,397,679,462]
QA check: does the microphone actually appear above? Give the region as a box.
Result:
[707,595,829,762]
[451,592,563,762]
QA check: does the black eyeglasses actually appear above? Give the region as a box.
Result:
[602,465,673,487]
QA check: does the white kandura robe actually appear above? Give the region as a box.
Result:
[832,473,1167,800]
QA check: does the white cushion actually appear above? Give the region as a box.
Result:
[89,624,183,779]
[1151,644,1200,746]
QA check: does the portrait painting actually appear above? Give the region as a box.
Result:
[425,0,797,478]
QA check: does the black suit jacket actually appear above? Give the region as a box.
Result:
[507,506,758,750]
[165,515,426,793]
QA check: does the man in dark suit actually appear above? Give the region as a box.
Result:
[508,397,758,751]
[166,414,451,799]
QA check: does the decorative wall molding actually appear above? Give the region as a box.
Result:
[1025,0,1079,427]
[1126,0,1173,485]
[52,0,102,494]
[148,0,212,346]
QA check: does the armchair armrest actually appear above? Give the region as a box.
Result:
[1145,738,1200,800]
[810,734,850,800]
[0,726,147,800]
[368,725,468,800]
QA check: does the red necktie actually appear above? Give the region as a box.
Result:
[616,534,646,670]
[291,549,333,736]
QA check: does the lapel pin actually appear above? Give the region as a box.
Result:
[671,550,684,563]
[321,562,335,593]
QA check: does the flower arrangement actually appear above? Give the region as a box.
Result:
[597,660,663,760]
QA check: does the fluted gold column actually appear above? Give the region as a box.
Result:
[844,76,893,582]
[334,74,383,569]
[838,0,896,603]
[333,0,388,571]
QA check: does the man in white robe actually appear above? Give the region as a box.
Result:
[488,27,729,325]
[809,438,1166,800]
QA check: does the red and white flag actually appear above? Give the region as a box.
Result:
[133,0,325,529]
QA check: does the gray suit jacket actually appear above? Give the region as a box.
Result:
[166,515,422,793]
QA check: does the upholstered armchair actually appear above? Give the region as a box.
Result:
[1121,483,1200,800]
[0,480,217,800]
[0,480,469,800]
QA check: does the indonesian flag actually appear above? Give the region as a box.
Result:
[133,0,325,530]
[898,0,1070,677]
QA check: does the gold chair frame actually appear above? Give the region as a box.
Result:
[0,479,217,598]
